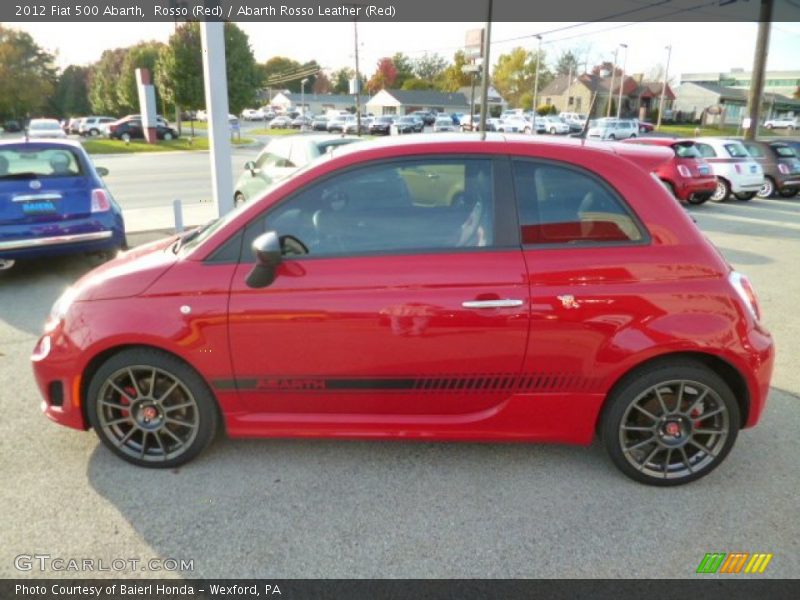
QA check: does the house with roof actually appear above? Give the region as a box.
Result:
[673,81,800,125]
[269,92,358,115]
[539,73,674,118]
[456,85,508,115]
[365,89,470,116]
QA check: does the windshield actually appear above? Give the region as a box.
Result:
[0,146,83,178]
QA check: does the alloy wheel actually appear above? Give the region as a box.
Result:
[618,379,730,481]
[96,365,200,463]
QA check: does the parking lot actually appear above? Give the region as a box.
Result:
[1,146,800,579]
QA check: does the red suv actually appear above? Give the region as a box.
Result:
[31,135,774,486]
[624,138,717,204]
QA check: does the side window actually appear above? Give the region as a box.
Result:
[513,160,644,245]
[695,143,717,158]
[246,158,494,259]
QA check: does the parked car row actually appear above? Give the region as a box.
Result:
[626,137,800,202]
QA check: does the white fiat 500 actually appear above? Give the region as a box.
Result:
[693,137,764,202]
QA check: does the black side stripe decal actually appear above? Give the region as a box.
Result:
[212,373,598,393]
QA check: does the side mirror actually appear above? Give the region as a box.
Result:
[245,160,257,175]
[96,167,109,177]
[246,231,282,288]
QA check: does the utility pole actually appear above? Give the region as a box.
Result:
[606,46,619,118]
[566,63,574,114]
[656,45,672,130]
[478,0,493,139]
[616,43,628,119]
[531,34,542,134]
[745,0,773,141]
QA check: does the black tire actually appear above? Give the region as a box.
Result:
[608,134,616,140]
[687,193,710,205]
[90,128,99,136]
[234,192,246,207]
[87,348,219,468]
[778,187,798,198]
[709,178,730,202]
[734,192,756,201]
[121,133,131,143]
[757,177,775,199]
[601,360,740,486]
[163,132,174,141]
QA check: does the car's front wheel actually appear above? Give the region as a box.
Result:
[601,360,740,486]
[87,348,219,468]
[163,132,174,141]
[234,192,246,207]
[121,133,131,143]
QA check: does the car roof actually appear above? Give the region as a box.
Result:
[0,138,84,150]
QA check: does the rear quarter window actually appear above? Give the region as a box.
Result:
[512,160,645,245]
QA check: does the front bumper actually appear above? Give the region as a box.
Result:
[31,325,89,431]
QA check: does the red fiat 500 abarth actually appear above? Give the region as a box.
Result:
[31,135,774,485]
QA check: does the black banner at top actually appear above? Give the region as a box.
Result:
[4,0,800,22]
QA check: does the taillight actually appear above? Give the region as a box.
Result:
[729,271,761,321]
[91,189,110,212]
[677,164,692,178]
[778,163,790,175]
[734,163,742,174]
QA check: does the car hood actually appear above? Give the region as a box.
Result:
[71,234,181,302]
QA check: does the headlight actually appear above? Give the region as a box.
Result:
[45,286,80,331]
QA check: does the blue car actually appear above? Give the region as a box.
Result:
[0,140,126,270]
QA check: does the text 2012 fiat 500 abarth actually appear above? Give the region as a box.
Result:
[32,135,774,486]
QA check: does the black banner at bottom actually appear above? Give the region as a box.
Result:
[3,579,800,600]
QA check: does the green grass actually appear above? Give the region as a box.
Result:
[249,127,302,136]
[656,123,773,138]
[82,137,254,154]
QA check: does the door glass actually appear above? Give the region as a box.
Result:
[247,158,494,258]
[513,160,643,245]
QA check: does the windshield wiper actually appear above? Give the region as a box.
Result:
[172,219,217,253]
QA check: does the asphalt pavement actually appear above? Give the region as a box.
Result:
[1,161,799,579]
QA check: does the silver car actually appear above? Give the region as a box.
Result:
[233,134,362,205]
[587,118,638,140]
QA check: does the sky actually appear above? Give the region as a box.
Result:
[10,21,800,82]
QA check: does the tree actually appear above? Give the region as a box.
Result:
[223,23,260,112]
[555,50,580,76]
[118,42,165,115]
[492,47,536,109]
[52,65,91,118]
[260,56,321,93]
[156,22,260,116]
[439,50,472,92]
[332,67,353,94]
[367,57,397,94]
[414,53,448,83]
[0,25,58,119]
[401,78,434,91]
[312,71,332,94]
[591,61,623,78]
[88,48,129,115]
[392,52,415,88]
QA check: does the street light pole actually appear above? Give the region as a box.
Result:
[531,34,542,134]
[606,46,619,118]
[616,43,628,119]
[353,16,361,136]
[656,45,672,130]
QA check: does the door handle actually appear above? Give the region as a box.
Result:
[462,299,524,309]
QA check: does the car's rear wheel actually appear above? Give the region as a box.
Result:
[709,178,730,202]
[687,193,710,205]
[121,133,131,143]
[757,177,775,199]
[778,187,798,198]
[608,134,616,140]
[734,192,756,201]
[90,128,99,136]
[601,361,740,486]
[87,348,219,468]
[163,132,174,141]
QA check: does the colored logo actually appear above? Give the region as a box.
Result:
[696,552,773,574]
